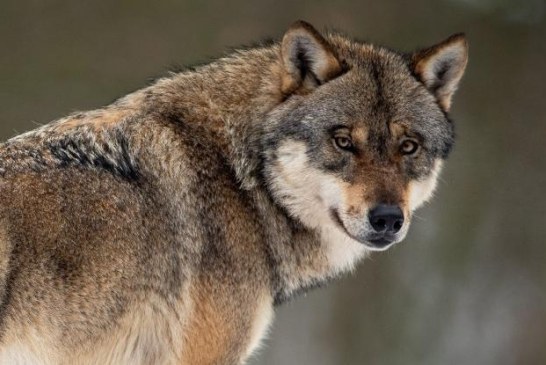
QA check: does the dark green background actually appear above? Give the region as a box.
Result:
[1,1,545,364]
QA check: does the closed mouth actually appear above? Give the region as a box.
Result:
[367,235,396,247]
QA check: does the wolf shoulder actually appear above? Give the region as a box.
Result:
[0,105,250,250]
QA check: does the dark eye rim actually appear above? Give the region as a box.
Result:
[399,139,420,155]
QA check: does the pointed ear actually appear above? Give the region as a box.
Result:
[280,20,344,95]
[411,34,468,111]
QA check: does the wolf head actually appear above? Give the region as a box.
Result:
[262,21,467,252]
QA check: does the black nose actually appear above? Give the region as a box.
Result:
[368,205,404,234]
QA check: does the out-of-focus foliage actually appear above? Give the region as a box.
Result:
[1,1,544,364]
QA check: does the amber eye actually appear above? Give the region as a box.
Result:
[334,136,353,150]
[400,139,419,155]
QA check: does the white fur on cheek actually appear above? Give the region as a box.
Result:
[270,140,331,229]
[270,140,367,274]
[408,159,443,211]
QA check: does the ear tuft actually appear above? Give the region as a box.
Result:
[280,20,343,95]
[412,33,468,111]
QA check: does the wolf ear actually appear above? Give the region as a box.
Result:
[411,34,468,111]
[280,20,344,95]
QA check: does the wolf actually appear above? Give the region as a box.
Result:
[0,20,467,364]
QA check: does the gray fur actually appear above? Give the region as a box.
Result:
[0,21,467,364]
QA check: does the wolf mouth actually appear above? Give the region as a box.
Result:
[329,209,395,250]
[367,236,396,247]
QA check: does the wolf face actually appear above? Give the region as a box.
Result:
[263,22,467,253]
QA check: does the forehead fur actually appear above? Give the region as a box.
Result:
[281,33,455,158]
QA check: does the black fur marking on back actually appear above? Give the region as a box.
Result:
[48,129,140,181]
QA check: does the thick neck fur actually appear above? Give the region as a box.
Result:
[0,40,364,304]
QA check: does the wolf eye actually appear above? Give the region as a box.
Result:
[400,139,419,155]
[334,136,353,150]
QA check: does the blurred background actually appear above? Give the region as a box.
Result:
[1,0,545,364]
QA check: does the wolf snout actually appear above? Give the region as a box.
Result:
[368,204,404,235]
[332,204,407,250]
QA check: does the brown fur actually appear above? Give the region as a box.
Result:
[0,21,467,364]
